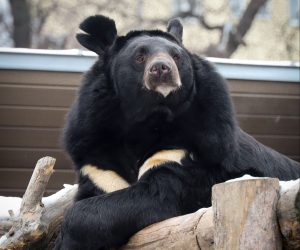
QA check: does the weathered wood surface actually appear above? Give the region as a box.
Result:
[122,208,214,250]
[213,178,282,250]
[123,178,299,250]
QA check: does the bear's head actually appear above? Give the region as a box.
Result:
[77,15,195,122]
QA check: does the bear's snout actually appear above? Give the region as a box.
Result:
[149,60,172,77]
[144,53,181,97]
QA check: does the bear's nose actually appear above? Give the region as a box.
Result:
[149,61,172,76]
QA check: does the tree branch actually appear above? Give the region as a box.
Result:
[9,0,31,47]
[0,157,78,250]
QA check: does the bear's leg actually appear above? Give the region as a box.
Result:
[55,163,202,250]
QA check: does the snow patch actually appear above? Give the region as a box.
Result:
[226,175,300,193]
[226,174,266,183]
[279,179,300,194]
[42,184,77,206]
[0,184,77,219]
[0,197,22,219]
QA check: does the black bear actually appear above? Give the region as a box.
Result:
[55,15,300,249]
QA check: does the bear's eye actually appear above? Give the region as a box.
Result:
[172,54,180,61]
[135,54,146,64]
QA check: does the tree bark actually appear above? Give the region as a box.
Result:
[226,0,268,57]
[203,0,268,57]
[122,208,214,250]
[212,178,282,249]
[9,0,31,48]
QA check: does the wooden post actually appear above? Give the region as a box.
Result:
[212,178,282,250]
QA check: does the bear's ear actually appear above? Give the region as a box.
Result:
[76,15,117,54]
[167,18,183,43]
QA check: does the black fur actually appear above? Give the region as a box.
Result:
[77,15,117,54]
[55,15,300,249]
[167,18,183,42]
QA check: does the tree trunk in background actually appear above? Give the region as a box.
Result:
[203,0,268,58]
[226,0,269,57]
[9,0,31,48]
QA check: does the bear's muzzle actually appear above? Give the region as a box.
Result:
[144,53,182,97]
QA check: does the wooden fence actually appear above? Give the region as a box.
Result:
[0,49,299,196]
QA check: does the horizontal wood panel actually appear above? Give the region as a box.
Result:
[1,106,300,132]
[0,70,81,86]
[0,148,72,169]
[0,69,299,195]
[0,84,76,108]
[253,136,300,156]
[1,70,299,95]
[238,115,300,136]
[232,94,300,116]
[0,127,63,148]
[0,109,298,136]
[1,84,299,117]
[228,80,300,95]
[0,188,58,197]
[0,168,76,190]
[0,107,67,127]
[0,127,299,157]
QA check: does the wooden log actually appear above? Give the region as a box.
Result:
[212,178,282,250]
[0,220,13,237]
[277,179,300,249]
[122,207,213,250]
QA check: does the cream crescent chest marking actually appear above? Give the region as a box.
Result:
[138,149,186,179]
[81,165,130,193]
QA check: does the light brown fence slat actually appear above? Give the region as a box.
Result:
[0,70,81,86]
[0,107,299,134]
[0,85,76,107]
[0,188,58,197]
[0,107,67,127]
[0,68,299,196]
[237,115,300,136]
[253,135,300,156]
[0,148,72,169]
[228,80,300,95]
[0,128,299,157]
[232,94,300,116]
[0,127,63,148]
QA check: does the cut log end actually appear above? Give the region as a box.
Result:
[212,178,282,249]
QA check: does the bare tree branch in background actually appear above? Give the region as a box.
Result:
[9,0,31,47]
[141,0,268,58]
[221,0,269,57]
[32,0,59,36]
[4,0,296,60]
